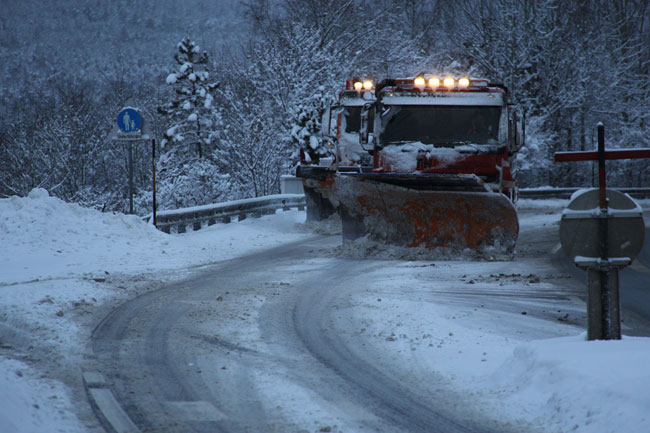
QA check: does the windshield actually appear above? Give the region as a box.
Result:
[379,105,502,146]
[345,107,361,133]
[344,106,374,133]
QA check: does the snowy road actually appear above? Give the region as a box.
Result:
[91,215,600,433]
[3,191,650,433]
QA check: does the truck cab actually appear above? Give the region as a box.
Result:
[360,76,524,199]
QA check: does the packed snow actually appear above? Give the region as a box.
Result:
[1,189,649,433]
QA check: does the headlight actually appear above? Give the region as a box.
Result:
[363,80,373,90]
[414,76,426,88]
[428,77,440,88]
[443,77,455,88]
[354,81,363,91]
[458,77,470,88]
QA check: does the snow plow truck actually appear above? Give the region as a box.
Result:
[298,75,525,251]
[296,78,374,221]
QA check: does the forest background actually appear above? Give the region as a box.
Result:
[1,0,649,214]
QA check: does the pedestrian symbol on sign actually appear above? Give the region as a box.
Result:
[117,108,142,134]
[123,111,132,131]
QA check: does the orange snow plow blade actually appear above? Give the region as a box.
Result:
[335,173,519,251]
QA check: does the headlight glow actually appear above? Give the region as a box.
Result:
[363,80,373,90]
[443,77,455,88]
[414,76,426,88]
[458,77,470,88]
[354,81,363,91]
[428,77,440,88]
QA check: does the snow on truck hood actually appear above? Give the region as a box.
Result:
[380,141,503,172]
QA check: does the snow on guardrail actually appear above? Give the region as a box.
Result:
[518,187,650,200]
[148,194,306,234]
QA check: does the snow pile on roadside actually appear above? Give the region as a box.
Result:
[0,188,310,285]
[0,358,86,433]
[489,334,650,433]
[0,188,166,284]
[0,189,311,433]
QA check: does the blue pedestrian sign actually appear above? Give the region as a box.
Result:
[117,107,142,133]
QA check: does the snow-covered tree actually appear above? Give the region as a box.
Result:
[155,38,232,209]
[291,88,334,163]
[4,0,650,207]
[213,42,291,197]
[243,0,432,166]
[212,18,344,197]
[146,158,231,211]
[158,37,219,160]
[214,93,286,197]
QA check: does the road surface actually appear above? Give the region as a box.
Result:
[90,208,650,433]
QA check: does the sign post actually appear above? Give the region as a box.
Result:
[112,107,156,223]
[116,108,143,214]
[555,123,650,340]
[152,138,157,226]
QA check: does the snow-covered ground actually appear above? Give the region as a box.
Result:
[0,189,313,433]
[1,189,649,433]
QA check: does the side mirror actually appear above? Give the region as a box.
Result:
[510,108,525,152]
[359,103,373,145]
[514,110,525,150]
[322,103,342,138]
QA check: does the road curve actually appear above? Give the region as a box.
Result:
[292,268,488,433]
[91,234,521,433]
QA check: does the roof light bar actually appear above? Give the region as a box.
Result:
[392,75,486,91]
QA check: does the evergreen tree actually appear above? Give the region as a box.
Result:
[158,37,219,160]
[155,38,231,209]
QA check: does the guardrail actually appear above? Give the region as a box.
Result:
[519,187,650,200]
[149,194,306,234]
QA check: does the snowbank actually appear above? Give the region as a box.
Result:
[488,334,650,433]
[0,188,309,285]
[0,358,86,433]
[0,189,312,432]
